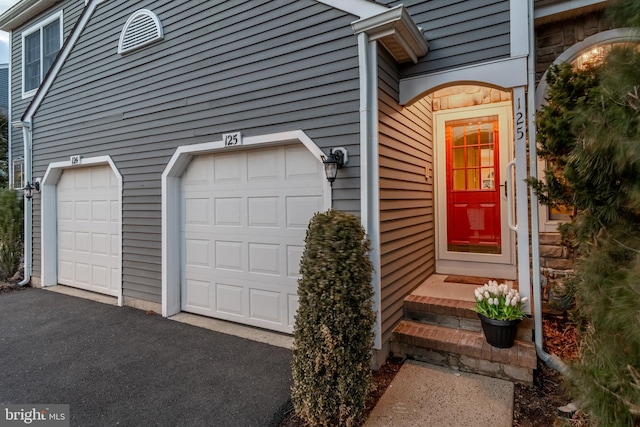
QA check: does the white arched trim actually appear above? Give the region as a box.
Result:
[161,130,333,317]
[399,57,528,105]
[535,28,640,108]
[41,156,124,306]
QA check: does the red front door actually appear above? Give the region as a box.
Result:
[445,115,501,254]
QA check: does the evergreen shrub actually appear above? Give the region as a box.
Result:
[0,189,23,280]
[291,209,375,427]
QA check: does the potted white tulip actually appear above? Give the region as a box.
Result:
[472,280,528,348]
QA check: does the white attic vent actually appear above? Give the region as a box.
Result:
[118,9,163,55]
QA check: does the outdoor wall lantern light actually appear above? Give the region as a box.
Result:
[323,147,348,185]
[23,181,40,200]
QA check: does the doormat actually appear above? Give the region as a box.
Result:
[444,275,500,286]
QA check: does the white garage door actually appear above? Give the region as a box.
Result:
[181,144,326,333]
[57,166,121,296]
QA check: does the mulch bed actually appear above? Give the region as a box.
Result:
[514,312,582,427]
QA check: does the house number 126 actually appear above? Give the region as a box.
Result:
[223,132,242,146]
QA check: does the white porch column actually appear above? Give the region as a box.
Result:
[512,86,531,313]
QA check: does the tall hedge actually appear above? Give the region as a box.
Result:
[291,210,375,427]
[529,2,640,422]
[0,189,23,280]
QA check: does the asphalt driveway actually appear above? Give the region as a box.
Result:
[0,288,293,426]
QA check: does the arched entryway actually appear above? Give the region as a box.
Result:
[431,85,517,280]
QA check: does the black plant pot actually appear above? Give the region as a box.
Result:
[478,313,521,348]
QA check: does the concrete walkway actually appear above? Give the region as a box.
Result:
[365,360,514,427]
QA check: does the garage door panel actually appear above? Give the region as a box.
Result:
[57,166,121,296]
[214,241,243,271]
[185,238,210,267]
[249,289,282,324]
[286,245,304,278]
[184,198,210,224]
[214,153,243,182]
[248,197,279,227]
[185,279,213,311]
[248,150,280,181]
[248,243,280,276]
[215,283,245,316]
[214,198,243,226]
[285,145,323,180]
[286,195,324,228]
[181,145,325,333]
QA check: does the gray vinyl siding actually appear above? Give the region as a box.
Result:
[9,0,84,172]
[377,0,511,77]
[0,66,8,116]
[30,0,362,303]
[378,47,435,343]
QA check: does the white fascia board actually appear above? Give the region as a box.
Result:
[0,0,60,31]
[399,56,528,105]
[352,5,428,64]
[22,0,107,123]
[535,0,607,21]
[317,0,388,19]
[510,0,529,57]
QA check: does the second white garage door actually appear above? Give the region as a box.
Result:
[181,144,326,333]
[57,165,121,296]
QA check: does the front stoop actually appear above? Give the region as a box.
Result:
[390,294,537,385]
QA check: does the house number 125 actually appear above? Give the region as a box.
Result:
[223,132,242,146]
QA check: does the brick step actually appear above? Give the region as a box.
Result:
[404,294,534,341]
[391,320,536,384]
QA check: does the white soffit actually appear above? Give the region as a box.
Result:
[535,0,608,26]
[0,0,60,31]
[317,0,388,19]
[352,5,429,64]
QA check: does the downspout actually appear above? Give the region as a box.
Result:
[527,0,568,374]
[17,121,32,286]
[357,31,383,351]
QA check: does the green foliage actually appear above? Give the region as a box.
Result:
[568,226,640,425]
[532,34,640,425]
[527,61,599,213]
[0,189,23,280]
[291,210,375,427]
[608,0,640,27]
[0,115,7,189]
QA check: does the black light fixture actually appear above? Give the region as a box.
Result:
[323,147,348,185]
[24,181,40,200]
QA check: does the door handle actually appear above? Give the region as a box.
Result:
[500,181,507,198]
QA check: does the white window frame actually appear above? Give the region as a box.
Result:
[21,11,63,99]
[12,157,24,190]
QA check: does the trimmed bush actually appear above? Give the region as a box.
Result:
[0,189,23,280]
[291,210,375,427]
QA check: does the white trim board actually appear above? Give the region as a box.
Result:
[161,130,333,318]
[399,57,528,105]
[40,155,124,306]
